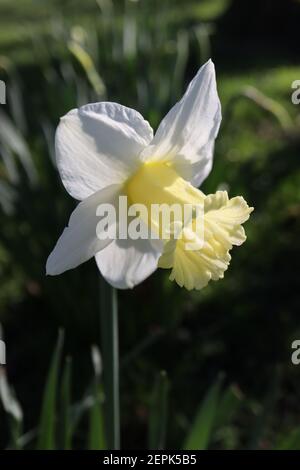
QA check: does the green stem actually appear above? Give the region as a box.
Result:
[100,277,120,450]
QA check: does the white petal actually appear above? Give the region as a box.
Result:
[56,102,153,200]
[95,237,162,289]
[141,60,221,186]
[46,184,121,275]
[176,139,215,187]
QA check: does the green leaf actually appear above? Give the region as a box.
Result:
[36,330,64,450]
[215,384,243,429]
[60,356,72,450]
[183,374,223,450]
[87,383,106,450]
[148,370,169,450]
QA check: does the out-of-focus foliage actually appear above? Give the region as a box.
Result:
[0,0,300,449]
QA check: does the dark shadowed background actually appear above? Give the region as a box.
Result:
[0,0,300,450]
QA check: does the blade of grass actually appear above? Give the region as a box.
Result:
[60,356,72,450]
[148,370,169,450]
[183,374,224,450]
[68,40,106,97]
[36,330,64,450]
[87,382,106,450]
[214,384,243,429]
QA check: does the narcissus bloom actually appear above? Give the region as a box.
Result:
[46,60,253,289]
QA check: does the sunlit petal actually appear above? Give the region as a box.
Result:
[141,60,221,187]
[56,102,153,200]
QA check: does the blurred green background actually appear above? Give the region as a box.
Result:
[0,0,300,450]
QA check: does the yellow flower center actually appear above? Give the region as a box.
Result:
[126,161,204,238]
[126,162,253,290]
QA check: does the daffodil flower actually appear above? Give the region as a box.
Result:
[46,60,253,290]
